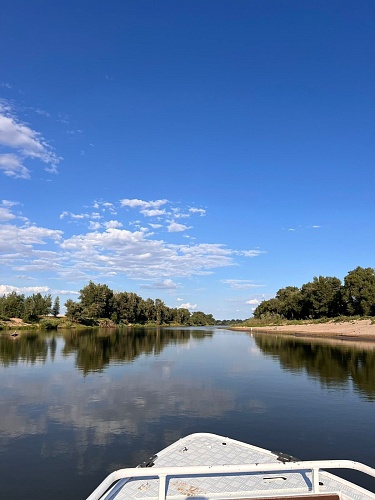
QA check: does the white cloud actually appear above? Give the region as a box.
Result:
[120,198,168,209]
[0,104,60,178]
[60,211,103,222]
[312,225,321,228]
[141,209,166,217]
[89,221,102,230]
[104,220,123,229]
[0,153,30,178]
[57,229,244,280]
[0,199,264,287]
[237,250,265,257]
[167,222,191,233]
[2,199,18,207]
[0,285,49,295]
[189,208,206,216]
[222,279,263,289]
[0,224,62,264]
[0,207,16,221]
[149,223,163,229]
[246,299,260,305]
[0,284,78,296]
[141,279,178,290]
[172,210,190,219]
[179,302,197,310]
[33,108,51,118]
[66,129,83,135]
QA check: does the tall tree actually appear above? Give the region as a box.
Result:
[0,292,25,318]
[65,299,84,321]
[79,281,114,318]
[300,276,343,318]
[52,297,60,317]
[275,286,302,319]
[343,267,375,316]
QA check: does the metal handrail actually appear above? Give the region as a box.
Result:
[86,460,375,500]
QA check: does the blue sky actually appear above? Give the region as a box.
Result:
[1,0,374,319]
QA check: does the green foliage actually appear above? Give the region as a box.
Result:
[22,293,52,322]
[0,292,54,322]
[64,281,216,326]
[39,318,60,330]
[301,276,343,318]
[189,311,216,326]
[79,281,114,319]
[343,267,375,316]
[253,266,375,321]
[52,297,60,317]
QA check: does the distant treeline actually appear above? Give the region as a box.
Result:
[0,293,59,322]
[65,281,215,326]
[253,266,375,320]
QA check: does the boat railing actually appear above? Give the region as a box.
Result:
[86,460,375,500]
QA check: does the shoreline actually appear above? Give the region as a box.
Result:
[232,319,375,341]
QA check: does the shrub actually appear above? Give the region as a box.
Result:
[39,318,60,330]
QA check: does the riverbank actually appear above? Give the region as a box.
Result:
[232,319,375,340]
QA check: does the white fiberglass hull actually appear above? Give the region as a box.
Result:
[87,433,375,500]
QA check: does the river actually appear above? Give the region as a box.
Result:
[0,327,374,499]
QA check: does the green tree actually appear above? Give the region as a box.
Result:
[52,296,60,317]
[79,281,114,318]
[189,311,215,325]
[113,291,143,323]
[300,276,343,318]
[275,286,302,319]
[65,299,84,321]
[143,298,156,323]
[172,307,191,325]
[155,299,168,325]
[343,267,375,316]
[0,292,25,318]
[22,293,52,322]
[253,298,281,319]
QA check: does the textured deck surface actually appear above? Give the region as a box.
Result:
[99,433,375,500]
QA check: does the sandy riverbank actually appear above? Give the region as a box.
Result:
[232,319,375,340]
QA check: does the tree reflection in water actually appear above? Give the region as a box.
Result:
[0,331,50,366]
[253,334,375,401]
[0,328,212,374]
[62,328,211,374]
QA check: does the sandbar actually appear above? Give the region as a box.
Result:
[232,319,375,341]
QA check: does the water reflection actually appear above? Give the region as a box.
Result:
[254,334,375,400]
[0,327,211,373]
[1,328,375,499]
[63,327,211,374]
[0,331,51,366]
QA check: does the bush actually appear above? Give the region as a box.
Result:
[39,318,60,330]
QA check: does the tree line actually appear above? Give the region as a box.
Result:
[65,281,216,326]
[0,282,216,326]
[0,292,60,322]
[253,266,375,320]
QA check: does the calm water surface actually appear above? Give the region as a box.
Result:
[0,327,375,499]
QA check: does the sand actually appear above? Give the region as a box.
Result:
[233,319,375,340]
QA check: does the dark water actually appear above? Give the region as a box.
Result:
[0,327,375,499]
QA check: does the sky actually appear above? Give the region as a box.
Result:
[0,0,374,319]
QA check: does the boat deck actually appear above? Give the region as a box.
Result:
[87,433,375,500]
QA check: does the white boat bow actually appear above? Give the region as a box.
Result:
[87,433,375,500]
